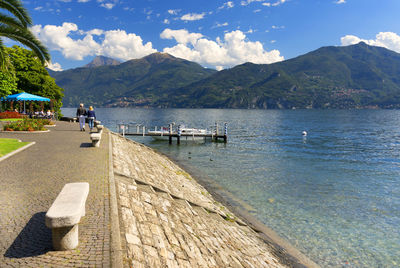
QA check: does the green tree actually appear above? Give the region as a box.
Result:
[0,66,16,96]
[6,46,63,115]
[0,0,49,70]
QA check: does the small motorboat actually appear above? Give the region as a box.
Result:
[148,125,212,141]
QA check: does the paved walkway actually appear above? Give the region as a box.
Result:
[0,121,110,267]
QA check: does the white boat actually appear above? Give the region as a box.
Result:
[148,126,212,141]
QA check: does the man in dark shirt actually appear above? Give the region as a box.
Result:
[76,103,87,131]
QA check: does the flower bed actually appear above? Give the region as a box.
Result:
[3,118,48,131]
[0,111,24,119]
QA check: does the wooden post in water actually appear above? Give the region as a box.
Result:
[224,122,228,143]
[169,124,172,144]
[177,125,181,145]
[142,126,145,136]
[215,122,219,142]
[136,124,140,134]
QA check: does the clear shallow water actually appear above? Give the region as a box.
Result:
[63,108,400,267]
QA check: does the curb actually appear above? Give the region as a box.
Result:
[0,130,50,133]
[0,141,36,162]
[108,129,123,268]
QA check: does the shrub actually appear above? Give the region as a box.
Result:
[0,111,23,119]
[3,118,46,131]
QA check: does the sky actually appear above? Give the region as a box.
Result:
[14,0,400,71]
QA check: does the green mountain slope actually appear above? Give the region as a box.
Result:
[163,42,400,109]
[51,53,216,107]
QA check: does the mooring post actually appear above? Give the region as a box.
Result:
[122,124,125,137]
[169,124,172,144]
[177,124,181,145]
[224,122,228,143]
[215,122,219,141]
[142,126,145,136]
[136,124,140,134]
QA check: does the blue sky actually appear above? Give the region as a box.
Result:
[18,0,400,71]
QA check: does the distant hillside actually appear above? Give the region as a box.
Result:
[51,43,400,109]
[51,52,217,107]
[161,42,400,109]
[83,56,121,68]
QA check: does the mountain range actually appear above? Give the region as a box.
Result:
[50,42,400,109]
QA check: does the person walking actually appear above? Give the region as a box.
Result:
[87,106,96,131]
[76,103,87,131]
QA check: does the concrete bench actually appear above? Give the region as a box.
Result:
[96,124,104,134]
[90,133,101,147]
[45,182,89,250]
[94,120,101,127]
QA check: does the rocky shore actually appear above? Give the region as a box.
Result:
[111,133,318,267]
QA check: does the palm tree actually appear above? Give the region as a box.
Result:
[0,0,50,69]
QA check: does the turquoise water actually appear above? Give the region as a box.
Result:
[63,108,400,267]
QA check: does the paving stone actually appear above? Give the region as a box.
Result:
[112,133,292,267]
[0,121,110,267]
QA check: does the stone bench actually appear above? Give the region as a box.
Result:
[94,120,101,127]
[90,133,101,147]
[45,182,89,250]
[96,124,104,134]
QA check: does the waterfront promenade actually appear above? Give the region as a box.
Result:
[0,121,315,267]
[0,121,110,267]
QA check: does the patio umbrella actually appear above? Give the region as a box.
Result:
[1,92,50,113]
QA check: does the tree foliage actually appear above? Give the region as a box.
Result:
[0,67,17,97]
[5,46,63,114]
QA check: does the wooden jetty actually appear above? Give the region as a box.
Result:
[117,123,228,144]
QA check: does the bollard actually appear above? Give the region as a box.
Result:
[215,122,219,141]
[169,124,173,144]
[142,126,145,136]
[177,125,182,145]
[122,125,125,137]
[136,125,140,134]
[224,122,228,143]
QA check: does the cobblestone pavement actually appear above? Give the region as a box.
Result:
[112,133,289,268]
[0,121,110,267]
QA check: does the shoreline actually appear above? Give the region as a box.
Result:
[153,149,319,268]
[114,133,319,268]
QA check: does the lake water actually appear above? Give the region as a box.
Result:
[63,108,400,267]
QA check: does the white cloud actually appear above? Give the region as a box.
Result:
[168,9,181,15]
[213,22,229,28]
[160,29,203,45]
[219,1,234,9]
[46,61,63,71]
[163,19,170,24]
[340,32,400,53]
[272,0,286,6]
[261,0,287,7]
[180,12,206,21]
[335,0,346,4]
[78,0,90,2]
[101,3,114,9]
[241,0,264,6]
[31,22,156,61]
[161,28,284,69]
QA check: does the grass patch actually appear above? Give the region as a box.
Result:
[0,138,30,157]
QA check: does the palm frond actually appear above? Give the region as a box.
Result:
[0,25,50,63]
[0,37,6,70]
[0,14,25,28]
[0,0,32,27]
